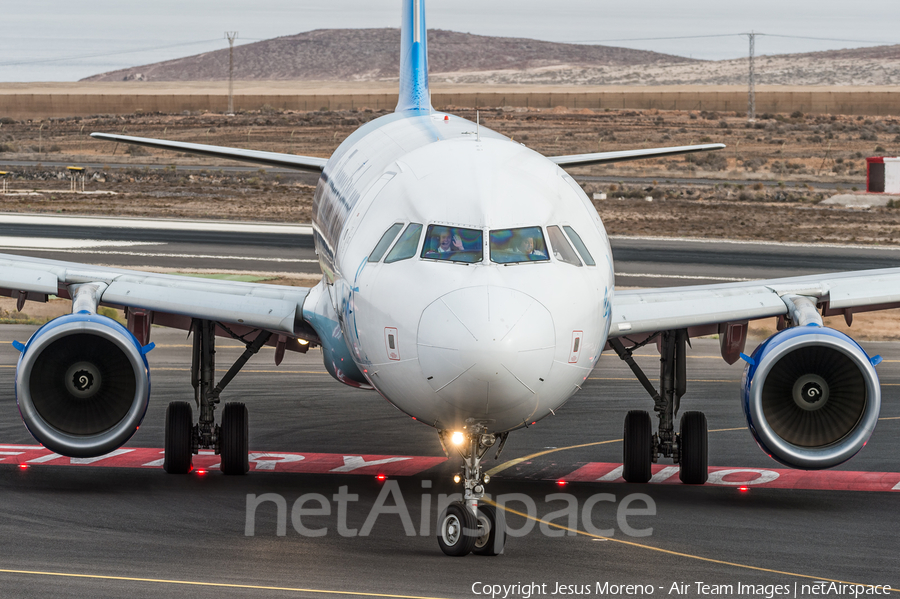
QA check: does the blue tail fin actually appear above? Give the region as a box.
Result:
[396,0,431,113]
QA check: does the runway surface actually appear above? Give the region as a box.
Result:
[0,326,898,598]
[3,213,899,286]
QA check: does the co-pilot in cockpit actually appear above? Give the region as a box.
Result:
[489,226,549,264]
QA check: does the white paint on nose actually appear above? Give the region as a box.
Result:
[417,286,555,415]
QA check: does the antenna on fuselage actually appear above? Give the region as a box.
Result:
[476,110,480,142]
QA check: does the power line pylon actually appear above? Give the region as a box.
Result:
[225,31,238,115]
[744,31,756,122]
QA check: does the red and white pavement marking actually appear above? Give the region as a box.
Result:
[564,462,900,492]
[0,445,446,476]
[3,444,899,491]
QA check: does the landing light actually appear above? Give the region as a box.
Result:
[451,431,465,445]
[453,474,461,484]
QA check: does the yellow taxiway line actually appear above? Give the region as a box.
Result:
[0,568,452,599]
[482,499,899,594]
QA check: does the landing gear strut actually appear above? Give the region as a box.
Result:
[610,329,708,484]
[436,421,508,556]
[163,319,271,475]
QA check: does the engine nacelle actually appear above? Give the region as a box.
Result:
[15,313,151,458]
[742,326,881,469]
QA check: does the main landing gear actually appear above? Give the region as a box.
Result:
[164,319,271,475]
[437,421,509,556]
[611,329,708,485]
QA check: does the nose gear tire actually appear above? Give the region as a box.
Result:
[472,505,505,556]
[437,502,477,556]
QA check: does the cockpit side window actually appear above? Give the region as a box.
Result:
[368,223,404,263]
[384,223,423,263]
[562,225,596,266]
[421,225,483,263]
[547,226,582,266]
[489,226,549,264]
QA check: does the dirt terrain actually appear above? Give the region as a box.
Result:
[2,105,899,244]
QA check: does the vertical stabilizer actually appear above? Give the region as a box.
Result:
[396,0,431,113]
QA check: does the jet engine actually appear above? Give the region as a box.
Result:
[741,326,881,469]
[15,313,151,458]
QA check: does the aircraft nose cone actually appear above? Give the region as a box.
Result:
[417,286,555,415]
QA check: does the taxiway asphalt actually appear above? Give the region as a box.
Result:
[0,326,897,598]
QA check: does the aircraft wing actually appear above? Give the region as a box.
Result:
[610,267,900,338]
[550,143,726,168]
[0,252,317,343]
[90,133,328,173]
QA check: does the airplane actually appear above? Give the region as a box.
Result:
[2,0,897,557]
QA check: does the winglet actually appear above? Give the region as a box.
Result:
[396,0,431,113]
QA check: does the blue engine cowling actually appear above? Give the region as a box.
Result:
[741,325,881,469]
[14,312,151,458]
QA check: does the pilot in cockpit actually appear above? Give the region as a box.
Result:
[436,228,464,253]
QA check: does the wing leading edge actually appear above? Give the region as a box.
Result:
[610,267,900,338]
[550,143,726,168]
[0,252,317,342]
[90,133,327,173]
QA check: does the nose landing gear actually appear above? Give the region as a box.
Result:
[437,422,508,556]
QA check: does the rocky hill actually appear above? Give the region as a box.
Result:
[81,28,696,82]
[82,29,900,87]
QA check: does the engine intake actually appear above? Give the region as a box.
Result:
[742,326,880,469]
[15,313,151,458]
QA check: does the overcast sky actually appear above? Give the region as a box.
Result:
[2,0,899,81]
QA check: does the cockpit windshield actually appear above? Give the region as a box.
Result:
[489,226,549,264]
[421,225,483,263]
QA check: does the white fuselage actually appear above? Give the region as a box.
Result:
[304,110,614,433]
